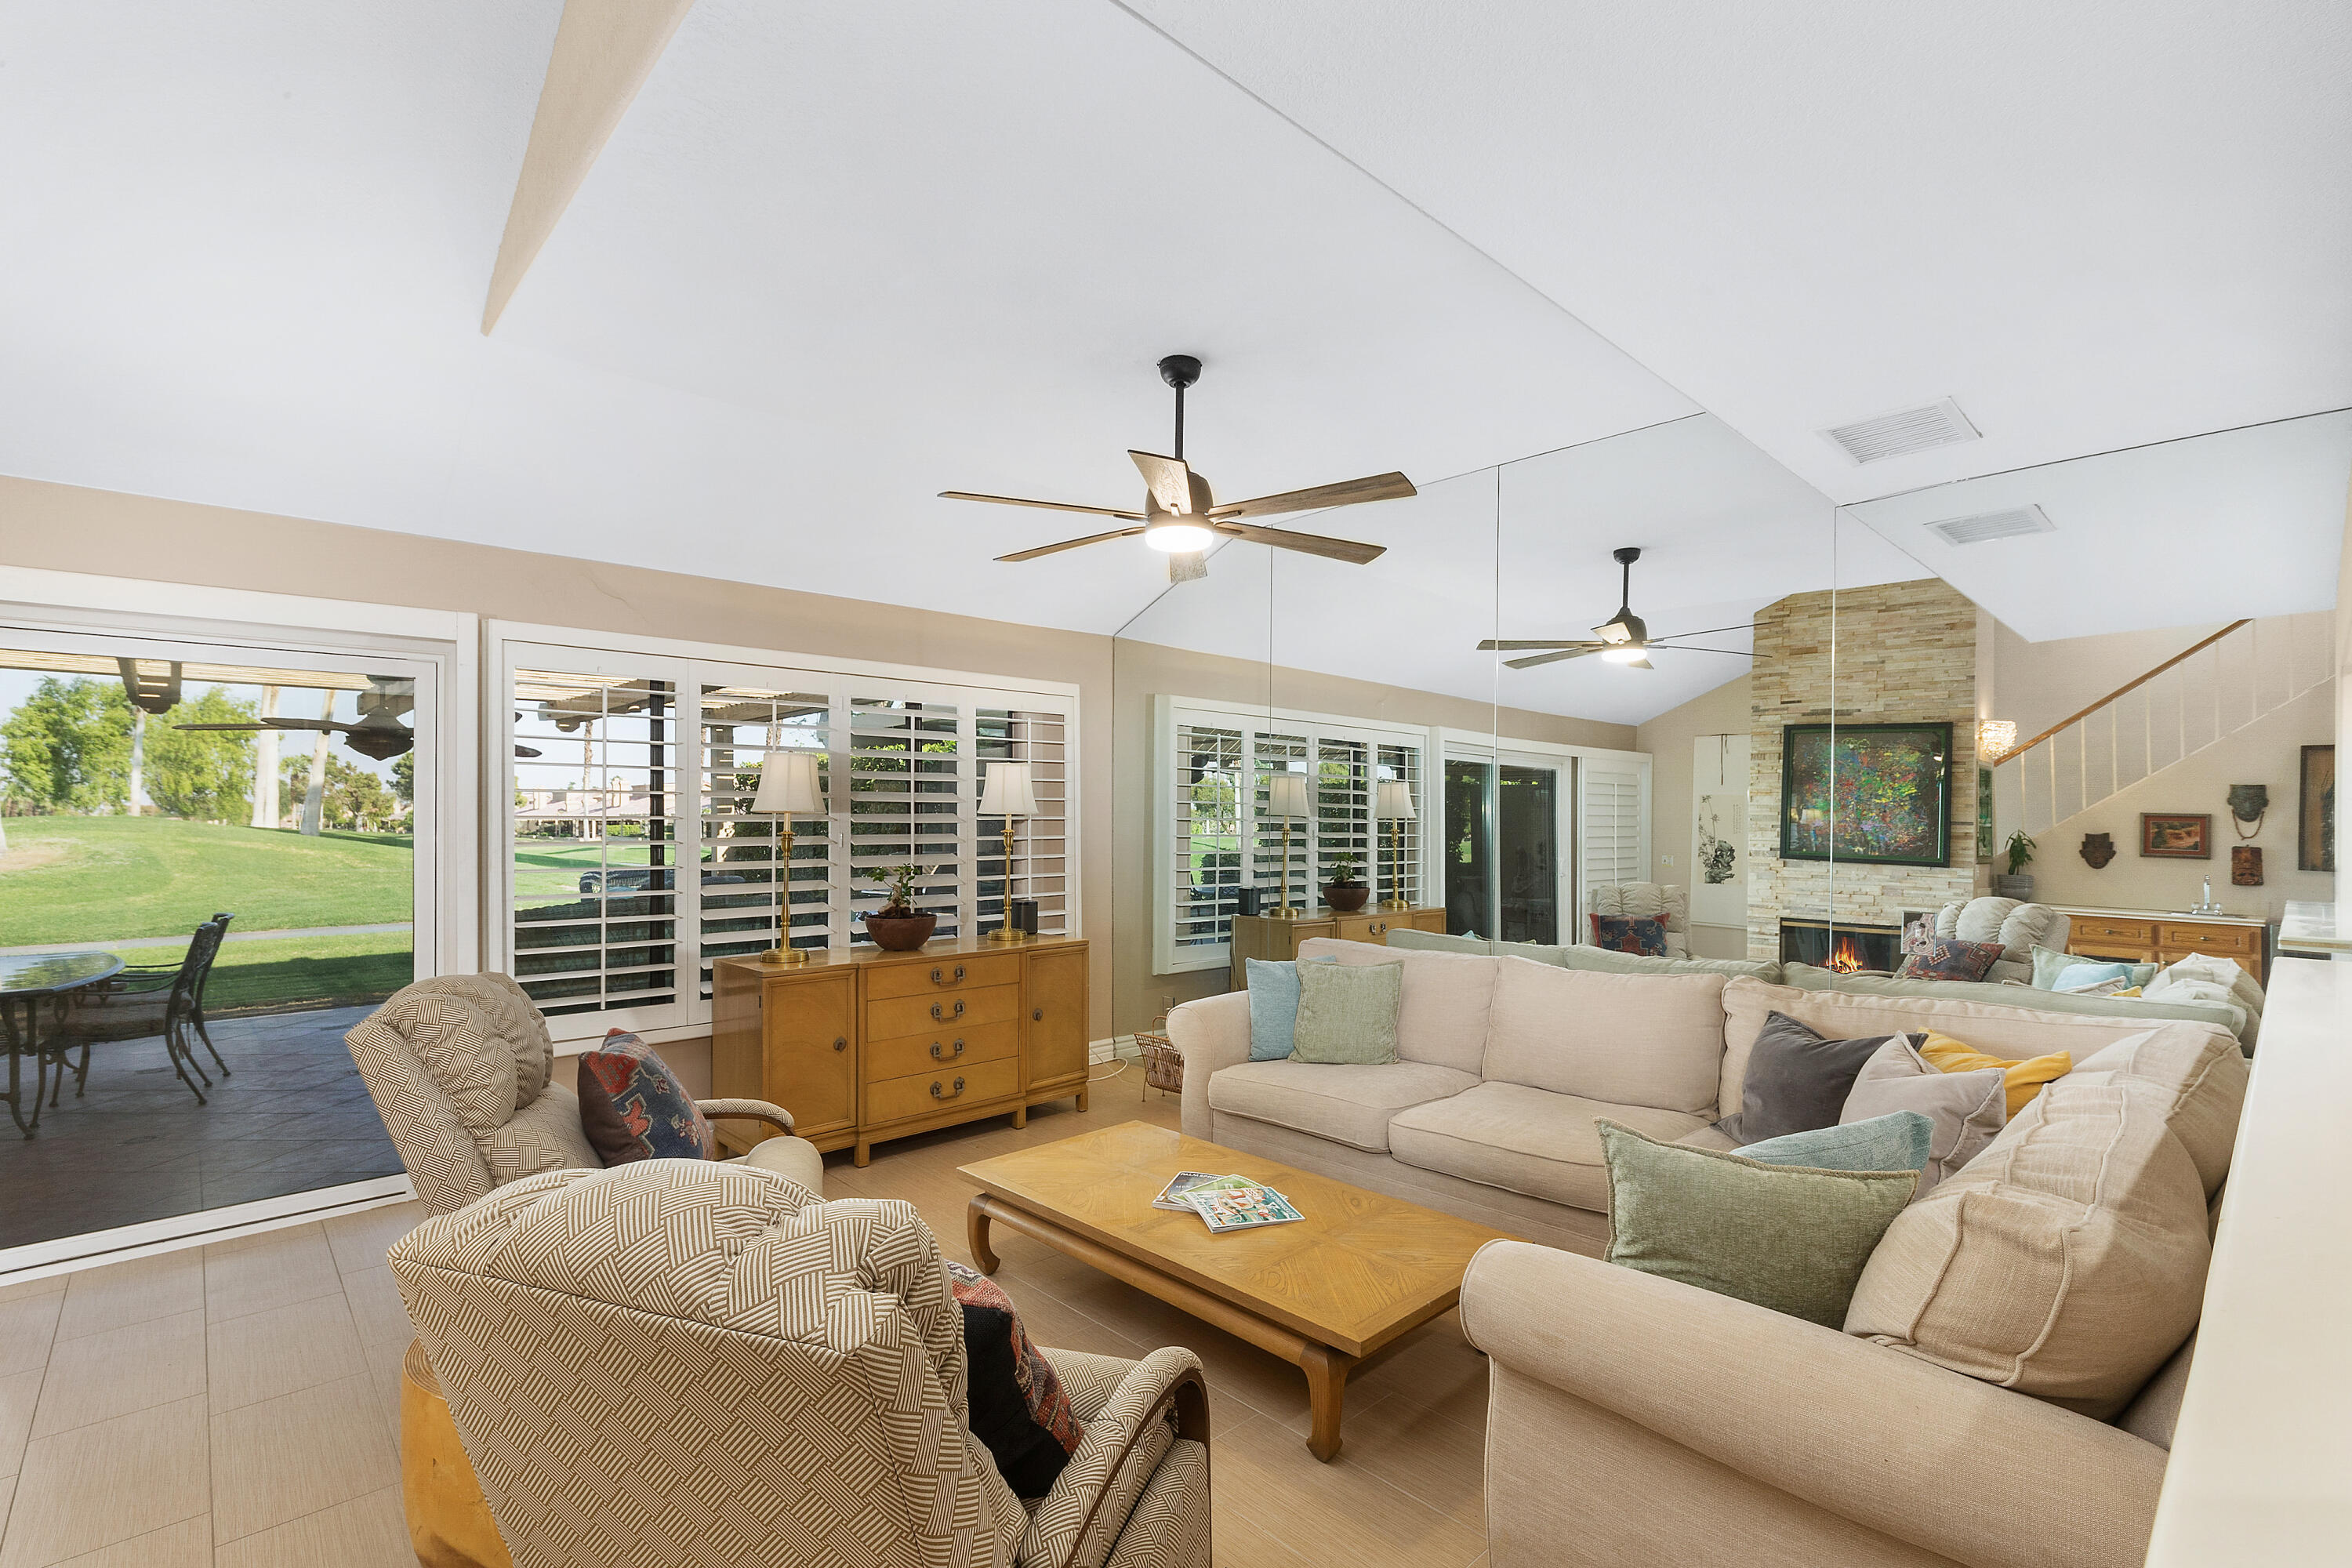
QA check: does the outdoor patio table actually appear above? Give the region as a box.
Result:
[0,952,122,1138]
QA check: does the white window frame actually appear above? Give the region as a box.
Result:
[1152,695,1439,975]
[489,621,1081,1048]
[1439,730,1653,945]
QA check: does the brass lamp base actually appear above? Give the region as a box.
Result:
[984,927,1030,944]
[760,946,810,965]
[1376,898,1413,912]
[1269,906,1301,920]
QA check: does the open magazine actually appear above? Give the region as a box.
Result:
[1151,1171,1306,1232]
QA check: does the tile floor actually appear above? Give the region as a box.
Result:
[0,1073,1492,1566]
[0,1005,400,1250]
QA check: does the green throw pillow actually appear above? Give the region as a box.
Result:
[1599,1120,1918,1327]
[2030,944,2156,992]
[1290,961,1401,1065]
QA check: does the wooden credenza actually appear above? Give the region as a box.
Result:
[712,935,1091,1167]
[2058,906,2270,985]
[1227,907,1449,989]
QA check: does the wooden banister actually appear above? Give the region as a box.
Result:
[1994,619,2252,764]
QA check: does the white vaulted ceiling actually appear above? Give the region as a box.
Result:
[2,2,2348,725]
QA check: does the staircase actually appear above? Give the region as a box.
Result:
[1995,613,2335,837]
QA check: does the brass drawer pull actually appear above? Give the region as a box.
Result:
[833,1036,848,1052]
[929,964,967,985]
[1370,921,1388,935]
[930,1037,965,1060]
[931,1076,966,1101]
[931,999,965,1022]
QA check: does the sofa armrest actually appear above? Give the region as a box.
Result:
[1020,1346,1208,1568]
[1166,991,1250,1142]
[695,1097,794,1135]
[1461,1240,2168,1568]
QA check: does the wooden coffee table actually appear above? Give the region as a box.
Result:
[960,1120,1513,1461]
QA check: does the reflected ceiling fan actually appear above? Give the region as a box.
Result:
[1479,547,1757,670]
[173,676,543,760]
[943,354,1415,583]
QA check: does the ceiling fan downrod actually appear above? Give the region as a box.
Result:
[1159,354,1201,461]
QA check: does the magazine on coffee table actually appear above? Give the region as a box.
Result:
[1150,1171,1246,1211]
[1181,1181,1306,1233]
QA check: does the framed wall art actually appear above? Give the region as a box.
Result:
[2300,743,2334,873]
[1779,722,1953,867]
[2140,813,2211,859]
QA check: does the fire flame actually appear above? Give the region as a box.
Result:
[1829,932,1871,975]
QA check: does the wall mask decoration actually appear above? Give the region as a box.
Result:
[2080,832,2116,869]
[2299,745,2335,873]
[2227,784,2269,838]
[2141,813,2212,859]
[2231,845,2263,887]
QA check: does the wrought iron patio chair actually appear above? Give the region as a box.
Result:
[58,917,229,1105]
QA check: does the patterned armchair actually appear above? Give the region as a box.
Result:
[344,973,823,1211]
[1585,882,1690,956]
[391,1159,1214,1568]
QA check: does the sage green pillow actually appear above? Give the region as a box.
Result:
[1599,1120,1917,1327]
[1290,960,1402,1065]
[2030,943,2156,992]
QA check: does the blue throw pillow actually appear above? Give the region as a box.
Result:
[1246,957,1333,1061]
[1737,1110,1933,1176]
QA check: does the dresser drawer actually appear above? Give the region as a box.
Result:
[867,983,1022,1041]
[2070,916,2158,946]
[2158,924,2261,956]
[1337,913,1410,943]
[864,1020,1019,1083]
[863,953,1025,1001]
[866,1057,1020,1126]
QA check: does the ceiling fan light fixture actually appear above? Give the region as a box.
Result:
[1600,645,1647,664]
[1143,519,1214,554]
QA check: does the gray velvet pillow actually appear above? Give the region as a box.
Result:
[1290,960,1402,1065]
[1718,1011,1898,1145]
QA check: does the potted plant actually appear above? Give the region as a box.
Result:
[1322,853,1370,913]
[1993,829,2036,901]
[861,864,938,951]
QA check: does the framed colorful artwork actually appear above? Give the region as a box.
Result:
[2300,743,2335,873]
[2140,813,2211,859]
[1779,723,1952,866]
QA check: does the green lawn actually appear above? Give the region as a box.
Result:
[512,837,655,901]
[0,816,412,945]
[201,930,415,1013]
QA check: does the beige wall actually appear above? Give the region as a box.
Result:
[1108,633,1635,1033]
[1991,618,2233,742]
[1633,671,1751,959]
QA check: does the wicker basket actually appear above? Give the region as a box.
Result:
[1136,1026,1184,1098]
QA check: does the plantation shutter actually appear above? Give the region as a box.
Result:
[1170,720,1244,959]
[1579,762,1645,929]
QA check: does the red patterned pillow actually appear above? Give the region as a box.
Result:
[1590,913,1669,956]
[1899,937,2006,983]
[946,1259,1083,1496]
[576,1029,715,1163]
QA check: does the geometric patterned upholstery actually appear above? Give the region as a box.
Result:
[389,1160,1212,1568]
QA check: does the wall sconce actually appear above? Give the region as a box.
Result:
[1977,719,2017,761]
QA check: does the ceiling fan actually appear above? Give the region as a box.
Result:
[943,354,1416,583]
[173,676,543,760]
[1479,547,1757,670]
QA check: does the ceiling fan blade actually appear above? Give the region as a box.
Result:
[1650,622,1759,641]
[1624,655,1655,670]
[1501,647,1602,670]
[1209,520,1384,564]
[1478,639,1609,652]
[1128,451,1197,515]
[1206,471,1415,521]
[1167,550,1209,584]
[1642,644,1756,655]
[172,718,347,733]
[515,745,543,759]
[941,491,1145,521]
[995,526,1149,563]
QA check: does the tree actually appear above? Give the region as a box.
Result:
[0,677,132,812]
[144,688,256,822]
[282,751,397,832]
[390,750,414,806]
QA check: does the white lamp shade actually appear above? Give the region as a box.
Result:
[751,750,825,816]
[1374,779,1418,822]
[1264,771,1311,818]
[979,760,1040,818]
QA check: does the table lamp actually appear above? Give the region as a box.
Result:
[981,760,1040,943]
[1265,770,1310,919]
[751,750,825,964]
[1375,779,1417,911]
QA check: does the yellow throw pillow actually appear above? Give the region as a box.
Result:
[1916,1030,2071,1119]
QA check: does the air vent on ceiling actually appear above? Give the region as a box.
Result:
[1819,397,1980,464]
[1924,503,2055,547]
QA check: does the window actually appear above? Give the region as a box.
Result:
[1154,697,1431,973]
[502,633,1077,1043]
[1442,736,1652,946]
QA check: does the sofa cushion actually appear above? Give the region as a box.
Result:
[1845,1075,2210,1418]
[1780,960,2252,1046]
[2067,1024,2248,1197]
[1483,958,1726,1116]
[1716,1011,1898,1145]
[1206,1060,1477,1152]
[1291,961,1402,1065]
[1388,1081,1709,1211]
[1839,1037,2007,1198]
[1718,977,2232,1122]
[1381,927,1566,967]
[1588,881,1690,934]
[1295,938,1496,1075]
[481,1084,601,1188]
[1557,946,1784,982]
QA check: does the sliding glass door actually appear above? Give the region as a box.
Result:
[1445,751,1567,944]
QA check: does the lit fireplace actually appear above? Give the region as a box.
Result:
[1780,918,1901,974]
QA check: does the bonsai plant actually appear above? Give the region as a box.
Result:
[1322,852,1370,913]
[861,864,938,950]
[1994,829,2036,900]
